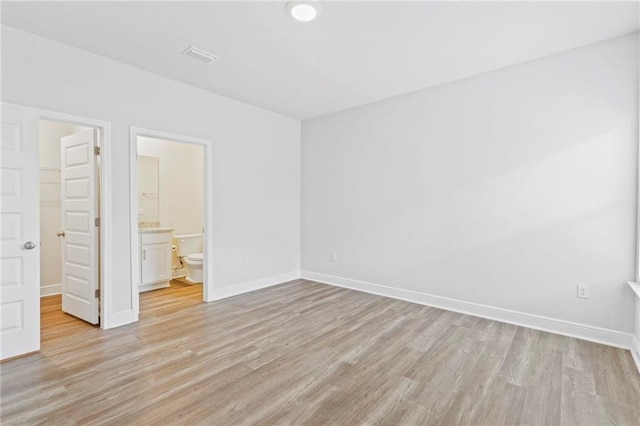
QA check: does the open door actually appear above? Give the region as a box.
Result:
[60,129,99,324]
[0,104,40,359]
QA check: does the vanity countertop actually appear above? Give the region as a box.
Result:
[139,227,174,234]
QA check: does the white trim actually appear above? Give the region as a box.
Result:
[139,281,171,293]
[631,335,640,374]
[129,126,214,322]
[40,284,62,297]
[636,79,640,283]
[108,310,136,329]
[628,282,640,373]
[5,103,113,330]
[301,271,634,350]
[129,128,140,323]
[208,271,301,301]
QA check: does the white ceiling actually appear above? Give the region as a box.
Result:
[2,1,638,120]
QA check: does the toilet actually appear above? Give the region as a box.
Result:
[183,253,204,283]
[175,233,204,284]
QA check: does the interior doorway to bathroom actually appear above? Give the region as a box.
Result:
[39,119,102,327]
[129,127,213,319]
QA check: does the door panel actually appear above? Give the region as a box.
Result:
[0,104,40,360]
[61,129,99,324]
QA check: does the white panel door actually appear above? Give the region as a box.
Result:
[61,129,99,324]
[0,104,40,360]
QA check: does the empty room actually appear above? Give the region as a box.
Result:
[1,1,639,424]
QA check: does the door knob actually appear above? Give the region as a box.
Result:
[57,231,65,237]
[24,241,36,250]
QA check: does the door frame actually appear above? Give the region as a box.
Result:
[5,102,113,330]
[129,126,213,320]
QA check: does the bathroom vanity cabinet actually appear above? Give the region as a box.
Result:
[139,228,173,292]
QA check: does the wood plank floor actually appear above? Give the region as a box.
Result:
[1,279,639,425]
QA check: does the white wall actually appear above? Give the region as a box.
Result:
[39,120,73,294]
[302,33,639,334]
[2,26,301,325]
[137,137,204,236]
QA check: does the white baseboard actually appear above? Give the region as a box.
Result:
[40,283,62,297]
[138,281,170,293]
[103,271,299,328]
[631,335,640,374]
[207,270,301,302]
[103,309,136,330]
[301,271,633,350]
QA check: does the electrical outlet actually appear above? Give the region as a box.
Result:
[577,284,590,299]
[331,252,338,262]
[242,258,249,267]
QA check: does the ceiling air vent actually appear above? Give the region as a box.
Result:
[183,46,219,64]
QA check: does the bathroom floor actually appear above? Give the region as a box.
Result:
[170,277,199,287]
[139,280,203,319]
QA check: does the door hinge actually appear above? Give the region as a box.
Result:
[95,218,101,227]
[94,146,101,155]
[95,289,101,298]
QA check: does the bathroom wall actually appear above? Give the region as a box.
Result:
[136,155,160,224]
[137,137,204,236]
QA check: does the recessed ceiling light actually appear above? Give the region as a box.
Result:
[183,46,219,64]
[286,1,322,23]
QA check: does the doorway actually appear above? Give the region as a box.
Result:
[39,119,101,325]
[0,103,112,360]
[129,127,213,320]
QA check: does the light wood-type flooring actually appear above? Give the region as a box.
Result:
[1,279,639,425]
